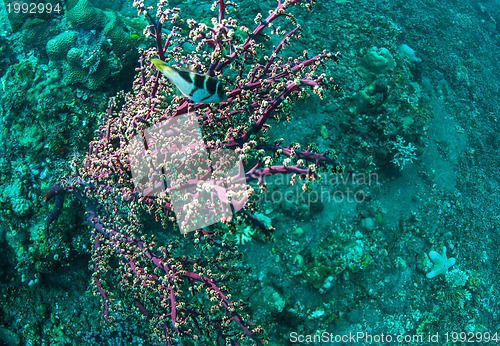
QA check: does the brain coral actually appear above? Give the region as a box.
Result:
[66,47,85,66]
[46,31,78,60]
[62,61,88,85]
[66,0,107,29]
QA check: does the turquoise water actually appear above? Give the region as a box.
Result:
[0,0,498,345]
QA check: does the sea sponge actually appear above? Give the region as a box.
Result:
[357,47,396,81]
[66,0,106,29]
[46,31,78,60]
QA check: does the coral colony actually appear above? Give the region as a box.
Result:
[44,0,341,344]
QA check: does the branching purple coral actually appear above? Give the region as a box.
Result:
[45,0,342,344]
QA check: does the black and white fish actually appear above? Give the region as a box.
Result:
[151,59,227,104]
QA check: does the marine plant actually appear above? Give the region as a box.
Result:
[44,0,341,343]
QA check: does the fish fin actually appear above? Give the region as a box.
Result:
[174,87,183,97]
[173,85,192,99]
[174,66,203,75]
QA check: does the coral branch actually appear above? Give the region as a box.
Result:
[44,0,341,343]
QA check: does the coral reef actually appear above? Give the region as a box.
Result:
[41,0,340,343]
[1,0,499,344]
[43,0,136,90]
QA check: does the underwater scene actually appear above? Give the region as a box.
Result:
[0,0,499,345]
